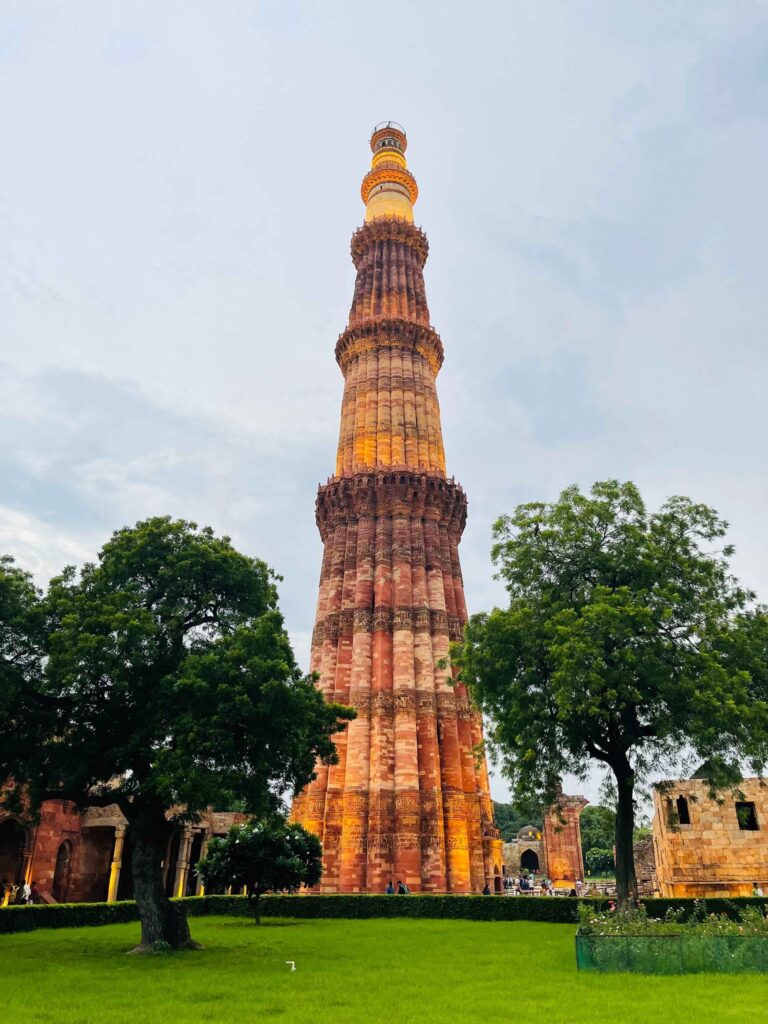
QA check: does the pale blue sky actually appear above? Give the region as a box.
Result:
[2,1,767,803]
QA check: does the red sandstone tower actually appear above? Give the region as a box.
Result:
[291,123,502,893]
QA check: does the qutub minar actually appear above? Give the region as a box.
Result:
[291,123,504,893]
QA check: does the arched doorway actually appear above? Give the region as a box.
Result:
[520,848,539,872]
[0,818,26,886]
[52,841,72,902]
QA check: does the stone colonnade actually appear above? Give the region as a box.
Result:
[2,803,247,904]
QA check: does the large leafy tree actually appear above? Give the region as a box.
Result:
[0,518,351,950]
[458,481,768,907]
[198,819,322,924]
[0,557,49,821]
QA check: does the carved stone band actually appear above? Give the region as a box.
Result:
[316,471,467,542]
[335,319,444,375]
[350,218,429,268]
[316,604,462,640]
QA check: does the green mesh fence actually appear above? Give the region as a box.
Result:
[576,933,768,974]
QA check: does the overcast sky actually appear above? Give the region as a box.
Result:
[2,1,767,805]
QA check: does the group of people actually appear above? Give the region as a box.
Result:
[501,874,587,897]
[384,880,411,894]
[0,879,39,907]
[382,876,589,896]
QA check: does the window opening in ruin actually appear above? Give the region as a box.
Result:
[676,795,691,826]
[736,801,759,831]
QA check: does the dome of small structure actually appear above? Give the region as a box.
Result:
[517,825,543,842]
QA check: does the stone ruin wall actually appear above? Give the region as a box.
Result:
[652,777,768,898]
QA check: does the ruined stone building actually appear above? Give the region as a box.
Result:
[290,124,503,892]
[652,776,768,897]
[502,827,546,878]
[501,795,588,887]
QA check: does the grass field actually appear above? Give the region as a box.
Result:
[1,916,766,1023]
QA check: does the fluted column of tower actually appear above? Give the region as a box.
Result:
[291,123,502,892]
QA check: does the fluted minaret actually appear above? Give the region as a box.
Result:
[291,123,502,893]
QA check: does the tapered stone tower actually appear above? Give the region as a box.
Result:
[291,123,502,892]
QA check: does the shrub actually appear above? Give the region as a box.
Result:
[578,900,768,936]
[576,902,768,974]
[585,847,614,874]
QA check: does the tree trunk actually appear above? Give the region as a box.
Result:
[128,806,198,952]
[612,759,638,911]
[249,888,262,926]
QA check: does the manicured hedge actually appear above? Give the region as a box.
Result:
[259,893,591,922]
[2,894,767,934]
[0,895,250,934]
[0,899,140,934]
[257,894,768,923]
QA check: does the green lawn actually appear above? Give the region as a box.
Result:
[1,916,766,1023]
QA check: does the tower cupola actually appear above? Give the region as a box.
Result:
[362,121,418,223]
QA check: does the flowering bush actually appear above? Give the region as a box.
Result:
[578,900,768,936]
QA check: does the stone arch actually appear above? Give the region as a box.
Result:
[52,840,73,902]
[520,848,539,872]
[0,817,26,887]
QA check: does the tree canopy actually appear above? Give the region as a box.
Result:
[458,480,768,905]
[0,517,352,949]
[198,819,322,923]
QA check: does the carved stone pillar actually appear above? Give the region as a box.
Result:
[107,825,127,903]
[172,827,194,899]
[195,835,209,896]
[22,825,37,885]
